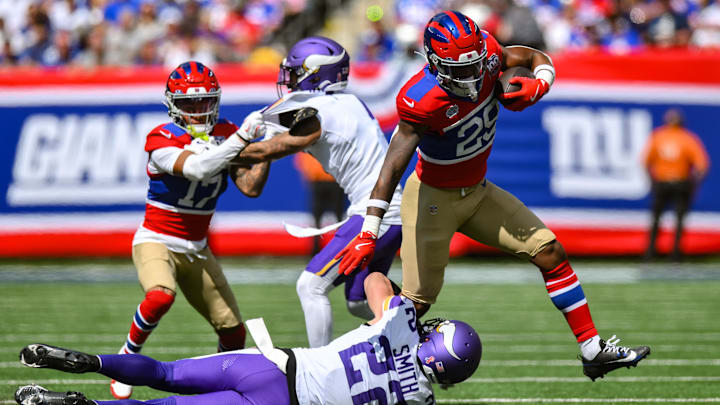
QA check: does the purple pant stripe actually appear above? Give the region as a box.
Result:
[305,215,402,301]
[97,352,289,405]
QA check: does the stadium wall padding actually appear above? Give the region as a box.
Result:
[0,50,718,257]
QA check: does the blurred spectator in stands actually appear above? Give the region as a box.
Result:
[643,108,710,262]
[44,29,77,66]
[105,8,137,65]
[357,21,395,61]
[132,1,166,51]
[73,23,108,67]
[17,3,53,65]
[645,0,692,46]
[496,0,547,49]
[294,153,346,255]
[601,14,643,53]
[691,0,720,47]
[136,39,161,64]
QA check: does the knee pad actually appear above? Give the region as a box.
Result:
[140,290,175,323]
[296,271,332,298]
[346,300,374,320]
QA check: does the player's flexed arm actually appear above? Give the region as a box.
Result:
[229,161,270,198]
[497,45,555,112]
[336,120,424,275]
[233,109,322,164]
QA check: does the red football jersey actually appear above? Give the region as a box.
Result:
[396,31,503,188]
[142,120,238,241]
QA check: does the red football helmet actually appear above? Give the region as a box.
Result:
[423,11,487,101]
[164,61,221,139]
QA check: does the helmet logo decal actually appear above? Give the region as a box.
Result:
[436,361,446,373]
[424,356,435,364]
[437,322,462,360]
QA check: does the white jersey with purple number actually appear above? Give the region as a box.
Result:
[291,295,435,405]
[262,91,402,225]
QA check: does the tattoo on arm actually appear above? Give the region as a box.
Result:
[232,130,320,165]
[231,161,270,197]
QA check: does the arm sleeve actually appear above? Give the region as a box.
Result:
[182,135,248,181]
[149,147,183,174]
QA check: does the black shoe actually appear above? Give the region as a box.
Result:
[14,385,95,405]
[580,336,651,381]
[19,344,99,373]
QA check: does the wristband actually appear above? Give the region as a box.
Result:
[533,64,555,87]
[360,214,382,237]
[367,199,390,212]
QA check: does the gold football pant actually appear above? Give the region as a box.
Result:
[400,172,556,304]
[132,242,242,331]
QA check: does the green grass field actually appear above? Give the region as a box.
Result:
[1,257,719,404]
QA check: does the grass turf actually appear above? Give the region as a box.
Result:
[1,258,719,404]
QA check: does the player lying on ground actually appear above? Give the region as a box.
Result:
[336,10,650,381]
[109,61,270,399]
[15,273,482,405]
[232,36,405,348]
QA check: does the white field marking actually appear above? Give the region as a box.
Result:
[2,332,719,344]
[438,399,720,404]
[1,379,106,385]
[3,265,720,285]
[3,376,719,386]
[481,359,720,366]
[465,376,720,383]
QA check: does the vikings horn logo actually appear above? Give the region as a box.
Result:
[437,321,462,360]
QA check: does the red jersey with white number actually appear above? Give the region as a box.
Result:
[141,119,237,242]
[396,31,503,188]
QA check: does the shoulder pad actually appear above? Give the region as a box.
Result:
[289,107,319,136]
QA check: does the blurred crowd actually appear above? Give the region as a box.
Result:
[0,0,719,68]
[0,0,305,67]
[357,0,720,61]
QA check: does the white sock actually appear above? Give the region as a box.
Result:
[580,335,602,359]
[296,272,334,348]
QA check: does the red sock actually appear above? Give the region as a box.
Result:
[123,290,175,353]
[218,323,246,352]
[542,260,598,342]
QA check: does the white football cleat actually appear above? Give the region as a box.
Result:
[110,379,132,399]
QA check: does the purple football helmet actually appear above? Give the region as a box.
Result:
[417,319,482,384]
[277,36,350,96]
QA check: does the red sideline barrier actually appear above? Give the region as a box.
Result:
[1,227,718,258]
[1,49,718,86]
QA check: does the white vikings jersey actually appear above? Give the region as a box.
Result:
[263,91,402,224]
[291,295,435,405]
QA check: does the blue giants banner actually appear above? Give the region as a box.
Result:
[0,53,718,257]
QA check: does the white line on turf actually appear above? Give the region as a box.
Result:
[465,376,720,383]
[437,399,720,404]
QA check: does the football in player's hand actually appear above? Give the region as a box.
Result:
[495,66,534,103]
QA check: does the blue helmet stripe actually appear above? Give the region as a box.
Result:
[196,62,205,73]
[450,10,472,35]
[432,12,461,39]
[180,62,192,76]
[426,26,450,43]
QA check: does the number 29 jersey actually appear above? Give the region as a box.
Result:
[396,31,503,188]
[291,295,434,405]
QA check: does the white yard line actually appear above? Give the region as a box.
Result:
[438,399,720,404]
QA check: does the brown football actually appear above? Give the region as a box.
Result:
[495,66,534,101]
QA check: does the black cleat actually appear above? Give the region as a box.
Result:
[580,336,651,381]
[14,385,95,405]
[19,344,99,374]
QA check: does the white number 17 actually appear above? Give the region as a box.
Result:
[178,174,223,208]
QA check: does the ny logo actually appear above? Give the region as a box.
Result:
[542,107,652,200]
